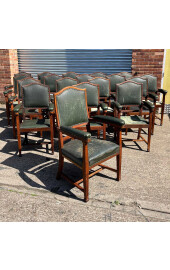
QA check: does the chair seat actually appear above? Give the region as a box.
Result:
[130,106,149,113]
[62,138,119,167]
[20,118,50,130]
[120,115,149,125]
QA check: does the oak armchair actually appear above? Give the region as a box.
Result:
[89,77,111,105]
[91,72,108,78]
[14,83,54,157]
[54,86,125,202]
[62,72,78,79]
[76,74,93,83]
[56,77,78,92]
[38,72,53,84]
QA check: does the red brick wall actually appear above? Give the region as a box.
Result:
[132,49,164,88]
[0,49,18,103]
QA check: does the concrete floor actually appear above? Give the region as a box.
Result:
[0,105,170,222]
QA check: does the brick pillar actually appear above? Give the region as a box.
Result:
[132,49,164,88]
[0,49,19,103]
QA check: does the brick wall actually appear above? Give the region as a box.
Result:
[132,49,164,88]
[0,49,18,103]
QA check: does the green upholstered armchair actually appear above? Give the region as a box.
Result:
[44,74,61,93]
[11,77,40,138]
[56,77,78,92]
[88,77,111,105]
[76,82,108,138]
[54,86,125,202]
[111,81,154,152]
[119,72,133,80]
[38,72,53,84]
[107,74,126,100]
[91,72,108,78]
[62,72,78,79]
[76,74,93,83]
[140,74,167,127]
[3,72,32,125]
[14,83,54,157]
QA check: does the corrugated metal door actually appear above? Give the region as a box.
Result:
[17,49,132,78]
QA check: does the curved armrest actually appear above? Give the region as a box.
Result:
[100,102,108,111]
[142,101,155,112]
[111,101,122,111]
[148,93,158,102]
[61,126,91,142]
[48,103,55,112]
[8,95,18,102]
[92,115,125,127]
[157,89,167,95]
[4,85,13,90]
[14,104,22,113]
[3,89,14,95]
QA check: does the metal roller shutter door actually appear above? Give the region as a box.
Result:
[17,49,132,78]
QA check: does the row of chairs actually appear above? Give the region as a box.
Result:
[3,71,167,202]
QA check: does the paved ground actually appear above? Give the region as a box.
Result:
[0,105,170,222]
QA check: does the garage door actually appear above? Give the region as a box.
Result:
[17,49,132,78]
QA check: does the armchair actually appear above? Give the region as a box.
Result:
[91,72,108,78]
[107,73,125,100]
[76,74,93,83]
[89,77,111,105]
[140,74,167,127]
[54,86,125,202]
[38,72,53,84]
[111,81,154,152]
[44,74,61,93]
[62,72,78,79]
[119,72,133,80]
[14,83,54,157]
[56,77,78,92]
[76,82,108,138]
[3,72,31,125]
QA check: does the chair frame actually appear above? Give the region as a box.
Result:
[15,83,54,157]
[54,86,123,202]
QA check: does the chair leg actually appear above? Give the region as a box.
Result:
[137,128,141,139]
[152,108,156,135]
[50,115,54,154]
[56,154,64,180]
[125,128,128,135]
[97,129,100,139]
[116,155,121,181]
[83,169,89,202]
[160,104,164,126]
[12,109,16,139]
[6,101,10,126]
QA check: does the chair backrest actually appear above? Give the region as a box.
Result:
[89,77,110,97]
[22,83,50,109]
[18,78,39,99]
[38,72,53,83]
[13,73,32,94]
[44,74,61,92]
[14,72,31,77]
[130,77,148,97]
[91,72,107,78]
[76,82,99,107]
[108,74,125,92]
[54,86,89,127]
[140,74,157,92]
[116,81,143,106]
[56,77,78,92]
[76,74,93,83]
[119,72,132,80]
[62,72,78,79]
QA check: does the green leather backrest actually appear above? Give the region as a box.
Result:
[91,72,107,78]
[89,78,110,97]
[44,75,61,92]
[76,83,99,106]
[141,74,157,92]
[62,72,78,79]
[56,88,88,127]
[13,74,31,94]
[22,84,49,108]
[57,78,78,91]
[120,72,132,80]
[108,74,125,92]
[38,72,52,83]
[77,74,93,83]
[130,77,148,97]
[14,72,30,77]
[116,81,142,105]
[18,78,39,99]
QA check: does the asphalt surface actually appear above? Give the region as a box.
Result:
[0,105,170,222]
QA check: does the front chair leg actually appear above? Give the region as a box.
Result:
[16,114,22,157]
[160,104,164,126]
[83,142,89,202]
[116,154,121,181]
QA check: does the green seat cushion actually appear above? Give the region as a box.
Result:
[120,115,149,125]
[20,118,50,129]
[19,109,38,115]
[62,138,119,167]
